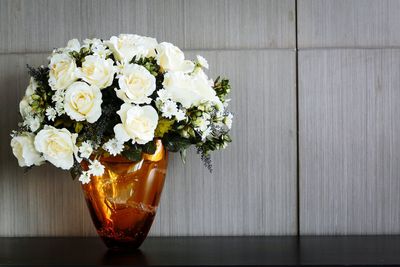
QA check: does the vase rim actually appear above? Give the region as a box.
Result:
[96,140,166,163]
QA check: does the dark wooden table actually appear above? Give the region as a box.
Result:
[0,236,400,266]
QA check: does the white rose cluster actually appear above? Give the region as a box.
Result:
[11,34,233,182]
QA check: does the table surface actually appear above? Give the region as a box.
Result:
[1,236,400,266]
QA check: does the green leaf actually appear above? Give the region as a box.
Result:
[69,163,82,180]
[180,149,187,164]
[155,118,175,137]
[162,134,192,152]
[54,119,64,127]
[142,141,157,155]
[122,146,142,162]
[74,122,83,133]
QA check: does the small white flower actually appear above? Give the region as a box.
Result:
[79,141,93,159]
[201,127,212,141]
[55,101,65,115]
[52,90,66,115]
[224,113,233,129]
[194,114,211,132]
[45,107,57,121]
[157,89,171,102]
[24,115,42,132]
[196,55,209,69]
[88,160,105,176]
[78,171,91,184]
[84,39,111,58]
[175,110,186,121]
[92,45,111,58]
[52,89,65,103]
[83,38,102,47]
[161,100,178,119]
[103,138,124,156]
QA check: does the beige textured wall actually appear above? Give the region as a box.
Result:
[1,0,399,237]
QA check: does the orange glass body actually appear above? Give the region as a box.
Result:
[80,141,168,249]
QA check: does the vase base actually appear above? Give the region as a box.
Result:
[101,236,146,250]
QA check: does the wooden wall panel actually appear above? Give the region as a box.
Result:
[298,0,400,48]
[299,50,400,234]
[0,0,295,53]
[184,0,295,49]
[0,50,297,236]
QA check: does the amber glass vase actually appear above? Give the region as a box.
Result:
[79,140,168,249]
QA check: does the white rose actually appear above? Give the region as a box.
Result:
[11,133,44,167]
[48,53,78,90]
[26,77,38,96]
[34,126,77,170]
[196,55,209,69]
[77,55,116,89]
[191,68,220,104]
[19,97,32,119]
[65,39,81,52]
[114,104,158,145]
[115,64,156,104]
[64,82,102,123]
[134,35,158,57]
[156,42,194,73]
[105,34,158,62]
[163,70,219,108]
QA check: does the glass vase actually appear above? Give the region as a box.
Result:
[79,140,168,249]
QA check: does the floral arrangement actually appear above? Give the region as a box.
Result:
[10,34,233,184]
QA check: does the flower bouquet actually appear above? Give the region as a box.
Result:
[10,34,232,248]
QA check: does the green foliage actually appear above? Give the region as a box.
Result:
[78,88,122,143]
[180,149,187,164]
[199,134,232,153]
[155,118,175,137]
[162,133,192,152]
[27,65,50,89]
[54,115,74,128]
[142,140,157,155]
[26,65,54,114]
[122,145,142,162]
[213,77,231,102]
[196,134,232,172]
[69,47,91,67]
[74,122,84,133]
[131,56,160,76]
[70,161,83,180]
[196,147,212,172]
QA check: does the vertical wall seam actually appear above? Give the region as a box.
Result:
[295,0,300,236]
